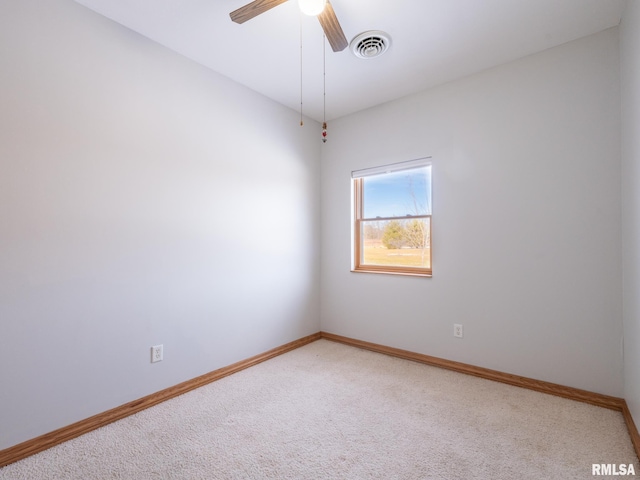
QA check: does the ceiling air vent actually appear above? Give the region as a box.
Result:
[350,31,391,59]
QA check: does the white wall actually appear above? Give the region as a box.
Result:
[321,28,623,397]
[621,0,640,422]
[0,0,321,450]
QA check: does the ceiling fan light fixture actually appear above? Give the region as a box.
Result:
[298,0,326,16]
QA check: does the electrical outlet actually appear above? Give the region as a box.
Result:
[454,324,463,338]
[151,344,163,363]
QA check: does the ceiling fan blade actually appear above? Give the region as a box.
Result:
[230,0,289,24]
[317,0,348,52]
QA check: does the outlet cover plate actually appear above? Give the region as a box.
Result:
[151,344,163,363]
[454,324,463,338]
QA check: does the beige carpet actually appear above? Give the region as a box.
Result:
[0,339,637,479]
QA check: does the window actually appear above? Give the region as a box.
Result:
[352,158,432,277]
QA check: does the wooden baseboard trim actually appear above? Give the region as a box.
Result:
[622,400,640,458]
[0,332,321,468]
[320,332,623,410]
[320,331,640,459]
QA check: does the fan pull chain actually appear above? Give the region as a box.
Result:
[299,13,304,126]
[322,33,327,143]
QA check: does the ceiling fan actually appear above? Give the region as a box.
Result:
[230,0,348,52]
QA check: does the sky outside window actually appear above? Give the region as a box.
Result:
[363,166,431,219]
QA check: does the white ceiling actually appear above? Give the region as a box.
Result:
[74,0,625,122]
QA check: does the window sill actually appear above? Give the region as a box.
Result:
[351,267,432,278]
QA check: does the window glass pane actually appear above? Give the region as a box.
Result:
[361,217,431,269]
[363,166,431,219]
